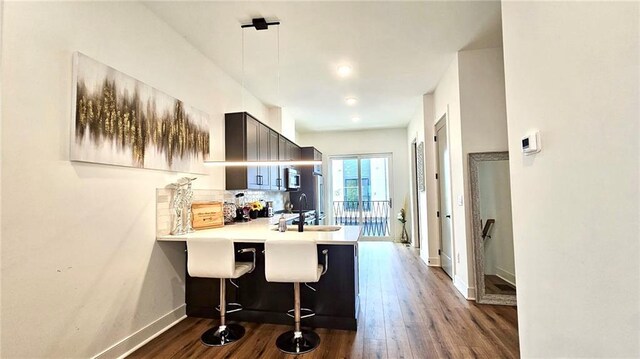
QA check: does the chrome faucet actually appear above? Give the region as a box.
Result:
[298,193,307,232]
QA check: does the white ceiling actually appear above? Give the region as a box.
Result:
[144,1,503,132]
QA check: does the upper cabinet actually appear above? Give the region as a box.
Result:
[225,112,299,191]
[301,146,323,175]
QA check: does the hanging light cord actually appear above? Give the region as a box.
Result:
[241,27,245,111]
[277,25,281,107]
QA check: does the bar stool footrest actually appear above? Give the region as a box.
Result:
[216,302,243,314]
[287,307,315,319]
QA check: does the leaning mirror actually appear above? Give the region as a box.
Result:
[469,152,516,305]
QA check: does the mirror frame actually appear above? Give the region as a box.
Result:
[469,151,517,306]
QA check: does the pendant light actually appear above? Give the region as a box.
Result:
[204,18,320,167]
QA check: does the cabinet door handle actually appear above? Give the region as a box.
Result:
[257,175,263,185]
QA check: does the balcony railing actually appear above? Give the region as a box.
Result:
[332,200,390,237]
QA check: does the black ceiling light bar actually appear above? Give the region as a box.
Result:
[241,17,280,31]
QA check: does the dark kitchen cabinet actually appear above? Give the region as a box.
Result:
[226,112,277,191]
[257,123,271,189]
[245,114,260,189]
[225,112,304,191]
[301,146,323,175]
[277,135,301,189]
[288,141,301,161]
[277,135,287,190]
[268,130,281,190]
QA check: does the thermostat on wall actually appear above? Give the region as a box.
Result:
[521,131,541,155]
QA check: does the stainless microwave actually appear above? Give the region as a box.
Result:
[285,168,300,191]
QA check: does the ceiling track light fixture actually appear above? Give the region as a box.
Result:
[241,17,280,31]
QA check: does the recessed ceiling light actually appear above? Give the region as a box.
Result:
[351,117,360,122]
[345,97,357,106]
[337,65,352,77]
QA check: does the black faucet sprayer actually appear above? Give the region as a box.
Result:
[298,193,308,232]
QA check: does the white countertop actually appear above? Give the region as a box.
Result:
[157,218,361,245]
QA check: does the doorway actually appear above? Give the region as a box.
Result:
[435,116,454,278]
[329,154,393,240]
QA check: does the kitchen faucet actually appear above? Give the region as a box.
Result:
[298,193,307,232]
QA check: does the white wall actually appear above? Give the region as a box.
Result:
[432,55,470,295]
[406,105,425,250]
[266,107,283,133]
[478,160,515,283]
[425,48,509,299]
[421,94,440,266]
[281,108,297,142]
[1,2,267,358]
[459,47,509,295]
[0,1,4,356]
[297,128,409,240]
[502,1,639,357]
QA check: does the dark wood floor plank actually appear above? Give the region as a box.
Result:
[130,242,519,358]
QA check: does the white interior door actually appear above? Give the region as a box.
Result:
[436,120,454,278]
[329,154,393,240]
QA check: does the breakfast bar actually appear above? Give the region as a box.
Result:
[158,219,361,330]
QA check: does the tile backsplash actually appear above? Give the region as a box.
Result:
[156,188,289,236]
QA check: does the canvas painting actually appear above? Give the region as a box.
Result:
[71,52,210,174]
[417,141,425,192]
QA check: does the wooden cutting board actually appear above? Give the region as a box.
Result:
[191,201,224,230]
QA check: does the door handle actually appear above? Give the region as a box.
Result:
[445,215,451,218]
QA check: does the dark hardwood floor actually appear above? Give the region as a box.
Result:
[130,242,519,358]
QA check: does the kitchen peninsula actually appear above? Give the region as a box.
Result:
[158,219,361,330]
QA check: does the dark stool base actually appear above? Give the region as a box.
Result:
[200,323,245,347]
[275,329,320,355]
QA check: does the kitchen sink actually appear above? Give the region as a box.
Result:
[272,225,342,232]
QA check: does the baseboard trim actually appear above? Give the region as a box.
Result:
[496,266,516,286]
[453,276,475,300]
[467,286,476,300]
[92,304,186,359]
[427,256,441,267]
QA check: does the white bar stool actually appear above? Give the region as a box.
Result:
[264,238,329,354]
[187,237,256,346]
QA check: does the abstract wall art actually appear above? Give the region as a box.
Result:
[417,141,425,192]
[71,52,210,174]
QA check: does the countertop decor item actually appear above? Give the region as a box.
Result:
[223,202,237,224]
[397,209,410,244]
[71,52,210,174]
[244,201,264,220]
[181,177,196,233]
[191,201,224,230]
[169,177,197,234]
[170,182,185,235]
